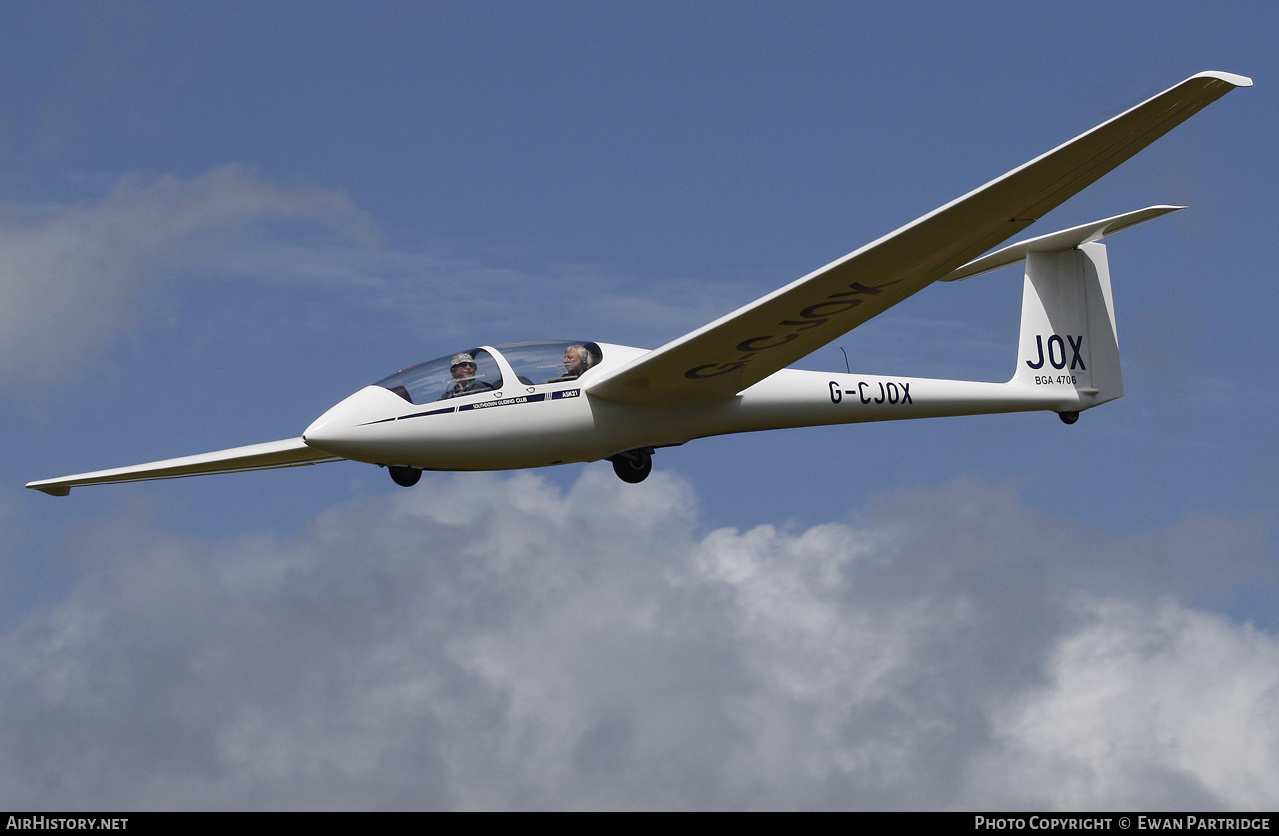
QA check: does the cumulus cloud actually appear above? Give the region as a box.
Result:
[967,601,1279,810]
[0,471,1274,810]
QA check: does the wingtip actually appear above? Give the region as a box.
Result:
[27,482,71,496]
[1193,71,1253,88]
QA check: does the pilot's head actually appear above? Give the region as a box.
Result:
[563,345,591,377]
[450,353,477,379]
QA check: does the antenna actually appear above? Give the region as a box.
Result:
[839,346,850,374]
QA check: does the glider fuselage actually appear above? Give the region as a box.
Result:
[301,341,1079,473]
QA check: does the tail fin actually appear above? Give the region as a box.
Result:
[1010,241,1122,410]
[945,205,1182,416]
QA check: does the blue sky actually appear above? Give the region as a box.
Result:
[1,1,1276,810]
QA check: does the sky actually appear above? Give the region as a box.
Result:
[0,0,1276,811]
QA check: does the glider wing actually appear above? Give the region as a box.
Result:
[586,71,1250,405]
[27,437,340,496]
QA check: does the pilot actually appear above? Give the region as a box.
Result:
[440,353,495,399]
[557,345,593,380]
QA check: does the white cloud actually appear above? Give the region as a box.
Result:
[0,165,745,396]
[0,471,1273,810]
[968,600,1279,810]
[0,165,369,386]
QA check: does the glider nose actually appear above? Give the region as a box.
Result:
[303,385,402,458]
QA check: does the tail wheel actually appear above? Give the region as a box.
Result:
[1058,411,1080,425]
[388,465,423,487]
[610,448,653,484]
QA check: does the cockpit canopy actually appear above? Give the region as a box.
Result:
[374,341,603,404]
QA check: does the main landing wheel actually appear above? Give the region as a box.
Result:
[388,465,423,487]
[610,448,653,484]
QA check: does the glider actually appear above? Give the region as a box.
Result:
[28,71,1251,495]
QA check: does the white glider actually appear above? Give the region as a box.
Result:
[28,71,1251,495]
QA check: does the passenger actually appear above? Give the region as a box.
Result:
[556,345,593,381]
[439,353,495,400]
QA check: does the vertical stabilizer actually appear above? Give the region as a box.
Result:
[948,205,1184,417]
[1011,241,1122,410]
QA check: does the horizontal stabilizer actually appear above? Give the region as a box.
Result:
[942,205,1185,282]
[26,437,341,496]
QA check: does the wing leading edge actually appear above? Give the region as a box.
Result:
[586,71,1251,405]
[26,437,341,496]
